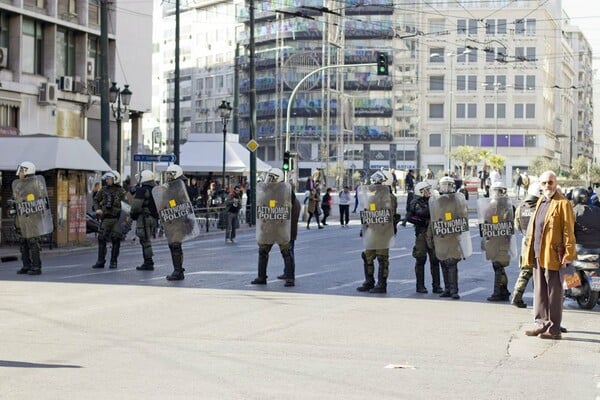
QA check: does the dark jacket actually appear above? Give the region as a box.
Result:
[406,195,431,235]
[291,193,301,241]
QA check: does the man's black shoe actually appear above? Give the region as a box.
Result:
[432,287,444,294]
[136,265,155,271]
[109,262,118,269]
[439,291,451,298]
[16,268,30,275]
[27,269,41,275]
[284,280,295,287]
[251,277,267,285]
[277,274,288,280]
[166,272,184,281]
[92,263,105,269]
[416,287,428,294]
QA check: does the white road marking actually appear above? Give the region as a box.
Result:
[59,268,137,279]
[327,280,364,290]
[389,253,412,260]
[459,287,486,297]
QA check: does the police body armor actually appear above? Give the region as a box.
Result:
[256,181,292,245]
[358,185,395,250]
[477,197,517,263]
[518,203,535,235]
[429,191,472,260]
[152,179,199,244]
[11,175,53,239]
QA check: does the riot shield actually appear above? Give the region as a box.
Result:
[358,185,395,250]
[152,179,199,244]
[429,191,472,261]
[116,201,136,240]
[11,175,53,239]
[256,182,292,245]
[477,197,517,263]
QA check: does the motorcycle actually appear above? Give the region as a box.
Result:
[564,246,600,310]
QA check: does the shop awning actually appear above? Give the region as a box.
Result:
[0,135,111,172]
[156,133,272,173]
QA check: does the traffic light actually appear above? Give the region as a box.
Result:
[282,151,291,171]
[376,52,388,76]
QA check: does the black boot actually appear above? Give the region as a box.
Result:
[511,291,527,308]
[109,240,120,269]
[356,252,375,292]
[282,248,295,287]
[166,243,185,281]
[439,263,451,297]
[369,264,388,294]
[431,260,443,293]
[488,262,510,301]
[92,239,107,268]
[136,258,155,271]
[251,247,268,284]
[415,262,428,293]
[448,262,460,300]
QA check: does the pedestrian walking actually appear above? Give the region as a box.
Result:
[406,181,442,294]
[225,185,242,243]
[321,187,332,225]
[523,170,576,340]
[338,185,351,227]
[131,170,159,271]
[352,183,360,213]
[305,188,323,229]
[12,161,53,276]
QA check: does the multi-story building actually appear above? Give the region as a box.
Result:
[156,1,592,186]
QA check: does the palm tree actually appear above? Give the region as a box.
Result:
[451,146,477,178]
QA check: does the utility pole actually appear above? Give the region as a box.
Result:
[173,0,181,165]
[100,0,110,166]
[249,0,256,225]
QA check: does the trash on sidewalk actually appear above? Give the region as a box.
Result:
[384,364,416,369]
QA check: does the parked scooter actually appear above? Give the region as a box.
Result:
[564,246,600,310]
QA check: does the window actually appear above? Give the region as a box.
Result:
[456,75,477,91]
[526,103,535,118]
[465,134,479,146]
[497,135,509,147]
[497,19,507,34]
[515,75,524,90]
[468,75,477,91]
[485,103,494,118]
[457,75,466,91]
[429,19,445,35]
[515,47,525,61]
[526,47,536,61]
[457,103,465,118]
[526,19,536,35]
[0,104,19,129]
[430,48,444,62]
[57,28,76,77]
[510,135,524,147]
[468,19,478,35]
[457,19,466,35]
[451,135,465,147]
[525,135,536,147]
[485,75,494,89]
[22,18,43,75]
[456,103,476,118]
[0,13,8,48]
[457,47,476,63]
[468,103,476,118]
[526,75,535,90]
[514,103,524,118]
[515,19,525,35]
[496,75,506,88]
[429,75,444,91]
[429,103,444,118]
[429,133,442,147]
[481,134,494,147]
[485,19,495,35]
[497,104,506,118]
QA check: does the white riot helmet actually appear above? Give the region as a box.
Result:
[102,171,116,182]
[527,182,543,197]
[415,181,432,197]
[139,170,155,184]
[166,164,183,181]
[111,170,121,184]
[370,170,393,185]
[16,161,36,176]
[438,176,456,194]
[259,168,284,183]
[490,181,508,198]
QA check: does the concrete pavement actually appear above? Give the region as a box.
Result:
[0,281,598,399]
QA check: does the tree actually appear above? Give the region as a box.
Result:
[478,150,492,172]
[571,156,588,180]
[451,146,478,178]
[589,164,600,185]
[528,157,560,177]
[488,154,506,171]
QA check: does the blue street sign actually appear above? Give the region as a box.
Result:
[133,154,176,163]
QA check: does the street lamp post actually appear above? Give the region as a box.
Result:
[430,49,470,173]
[109,82,132,174]
[218,100,233,195]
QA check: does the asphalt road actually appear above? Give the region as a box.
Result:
[1,217,599,399]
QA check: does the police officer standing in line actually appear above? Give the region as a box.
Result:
[356,170,398,294]
[92,171,128,269]
[251,168,295,287]
[406,181,442,294]
[277,183,301,284]
[131,170,158,271]
[153,164,199,281]
[428,176,472,299]
[479,181,516,302]
[511,183,542,308]
[12,161,53,275]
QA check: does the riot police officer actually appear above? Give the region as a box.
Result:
[12,161,53,275]
[92,171,128,269]
[428,176,472,299]
[406,181,442,294]
[479,181,516,302]
[152,164,199,281]
[511,183,542,308]
[251,168,295,287]
[131,170,158,271]
[356,170,398,294]
[572,186,600,248]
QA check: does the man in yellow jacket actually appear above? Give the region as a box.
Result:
[521,171,576,340]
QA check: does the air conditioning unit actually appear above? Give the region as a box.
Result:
[0,47,7,68]
[86,57,95,79]
[39,82,57,105]
[60,76,73,92]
